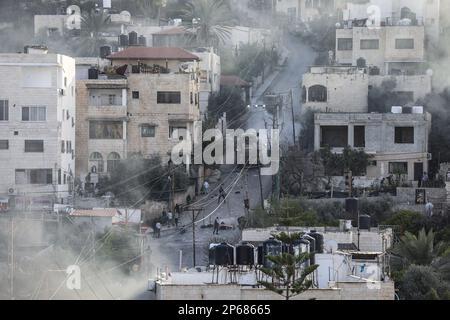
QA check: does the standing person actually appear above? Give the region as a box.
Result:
[213,217,220,235]
[174,210,179,228]
[162,208,167,223]
[203,180,210,194]
[218,185,226,204]
[155,221,161,238]
[425,201,434,217]
[422,172,429,187]
[167,210,173,226]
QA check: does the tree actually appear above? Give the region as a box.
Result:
[318,145,372,177]
[258,232,318,300]
[181,0,234,47]
[207,86,246,129]
[135,0,166,24]
[77,9,111,56]
[399,265,450,300]
[391,228,444,266]
[383,210,427,235]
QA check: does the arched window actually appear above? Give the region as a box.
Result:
[308,85,327,102]
[301,86,307,103]
[400,7,412,20]
[89,152,104,173]
[107,152,121,173]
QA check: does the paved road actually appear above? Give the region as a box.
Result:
[140,26,316,301]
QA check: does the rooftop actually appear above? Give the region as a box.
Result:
[153,27,191,35]
[107,47,199,61]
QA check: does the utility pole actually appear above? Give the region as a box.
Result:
[262,38,266,83]
[258,167,264,210]
[10,215,14,299]
[290,89,296,145]
[273,104,281,201]
[187,208,202,267]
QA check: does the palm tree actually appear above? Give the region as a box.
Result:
[77,9,111,56]
[258,232,319,300]
[180,0,234,47]
[391,228,444,266]
[135,0,167,25]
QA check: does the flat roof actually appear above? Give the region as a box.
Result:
[107,47,199,61]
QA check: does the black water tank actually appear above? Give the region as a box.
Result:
[308,231,324,254]
[262,238,282,268]
[302,234,315,253]
[403,106,413,114]
[208,243,219,265]
[88,67,99,79]
[214,243,234,266]
[100,45,111,58]
[138,35,147,46]
[357,57,366,68]
[257,245,264,265]
[129,31,138,46]
[345,198,358,215]
[119,34,129,47]
[359,215,371,230]
[236,242,255,265]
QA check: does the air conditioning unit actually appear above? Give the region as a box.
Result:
[8,188,17,195]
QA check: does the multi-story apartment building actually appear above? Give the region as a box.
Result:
[335,23,426,75]
[273,0,336,22]
[301,65,432,113]
[313,109,431,182]
[75,47,200,185]
[0,47,76,209]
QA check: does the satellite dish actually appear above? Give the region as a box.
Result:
[335,23,341,28]
[426,69,433,76]
[324,240,338,253]
[120,11,131,18]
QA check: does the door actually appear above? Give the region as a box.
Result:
[414,162,423,182]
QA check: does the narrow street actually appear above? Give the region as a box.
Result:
[146,32,316,282]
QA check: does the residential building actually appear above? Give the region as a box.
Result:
[313,110,432,181]
[335,23,426,75]
[188,48,221,115]
[75,47,201,185]
[0,48,76,209]
[301,65,432,113]
[273,0,336,22]
[340,0,441,44]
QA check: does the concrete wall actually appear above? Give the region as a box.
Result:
[369,74,432,102]
[155,282,395,300]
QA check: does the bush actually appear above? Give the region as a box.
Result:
[383,210,426,235]
[399,265,450,300]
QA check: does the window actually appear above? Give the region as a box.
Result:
[0,100,8,121]
[107,152,121,173]
[58,169,61,185]
[190,92,193,104]
[320,126,348,148]
[141,124,156,137]
[360,39,379,50]
[15,169,52,184]
[89,121,123,139]
[22,106,46,121]
[395,127,414,144]
[169,126,187,140]
[25,140,44,152]
[89,152,104,173]
[157,91,181,104]
[308,85,327,102]
[338,38,353,50]
[389,162,408,175]
[61,140,65,153]
[354,126,365,148]
[108,94,116,105]
[132,91,140,99]
[395,39,414,49]
[0,140,8,150]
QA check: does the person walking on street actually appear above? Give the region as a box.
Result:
[218,185,226,204]
[155,222,161,238]
[174,211,179,228]
[167,210,173,226]
[213,217,220,235]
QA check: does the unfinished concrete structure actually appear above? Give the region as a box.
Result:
[0,49,76,208]
[314,110,432,181]
[75,47,200,184]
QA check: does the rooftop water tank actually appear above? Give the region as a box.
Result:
[345,198,358,216]
[236,242,255,265]
[100,46,111,59]
[129,31,138,46]
[214,243,234,266]
[412,106,424,114]
[262,238,282,268]
[88,67,99,80]
[138,35,147,46]
[119,34,129,47]
[359,214,371,230]
[308,231,324,254]
[403,106,412,114]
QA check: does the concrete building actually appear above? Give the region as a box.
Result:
[314,110,432,181]
[340,0,441,44]
[273,0,336,22]
[301,65,432,113]
[75,47,200,185]
[188,48,221,116]
[0,48,76,209]
[335,23,426,75]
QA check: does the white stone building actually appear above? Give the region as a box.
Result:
[273,0,336,22]
[314,110,432,181]
[0,48,76,209]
